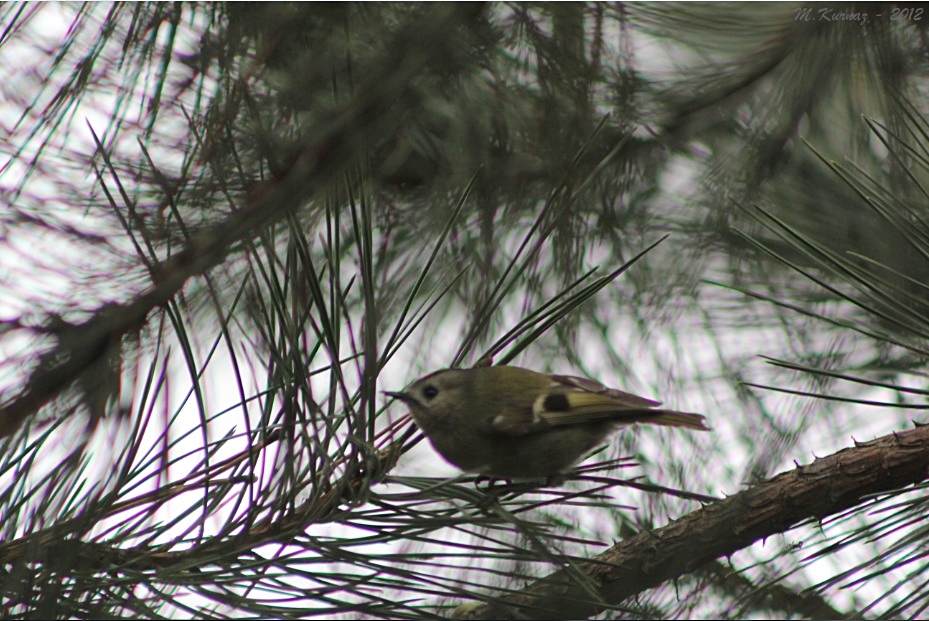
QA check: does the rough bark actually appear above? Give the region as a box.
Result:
[462,423,929,620]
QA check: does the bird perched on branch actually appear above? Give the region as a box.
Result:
[386,365,709,480]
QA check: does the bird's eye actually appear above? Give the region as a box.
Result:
[422,385,439,400]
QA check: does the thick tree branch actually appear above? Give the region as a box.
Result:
[463,422,929,620]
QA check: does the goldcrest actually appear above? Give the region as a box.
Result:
[385,365,709,479]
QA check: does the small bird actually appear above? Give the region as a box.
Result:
[385,365,709,479]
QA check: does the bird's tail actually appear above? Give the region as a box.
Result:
[640,410,710,431]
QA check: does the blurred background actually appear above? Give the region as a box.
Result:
[2,3,928,618]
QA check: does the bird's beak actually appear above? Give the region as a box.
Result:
[383,390,411,403]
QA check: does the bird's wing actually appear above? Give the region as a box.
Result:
[488,374,663,434]
[549,374,662,407]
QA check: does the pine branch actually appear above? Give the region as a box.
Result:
[0,429,405,580]
[0,3,481,439]
[461,422,929,620]
[705,559,853,620]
